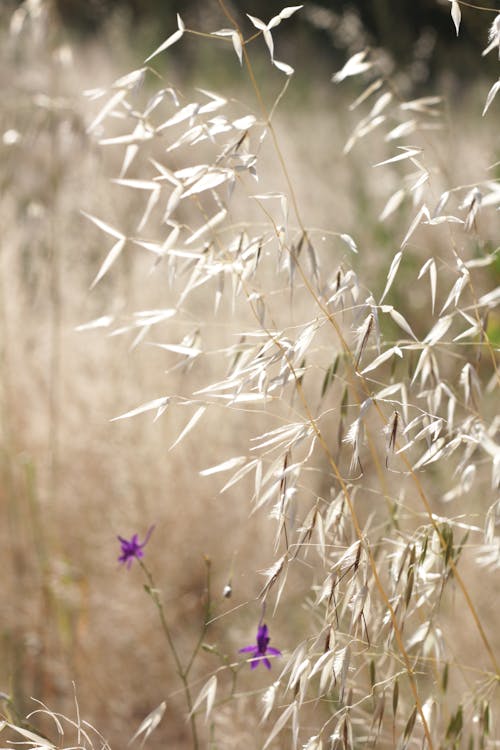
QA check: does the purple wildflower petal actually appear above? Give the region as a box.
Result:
[257,624,269,641]
[117,526,155,568]
[239,623,281,670]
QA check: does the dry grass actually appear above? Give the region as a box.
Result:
[1,2,499,749]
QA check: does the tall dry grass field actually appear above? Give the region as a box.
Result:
[1,2,499,749]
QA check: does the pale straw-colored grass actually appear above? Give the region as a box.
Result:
[1,2,499,749]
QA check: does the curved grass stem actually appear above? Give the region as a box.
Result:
[217,0,499,688]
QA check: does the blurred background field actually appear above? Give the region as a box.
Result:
[1,1,499,748]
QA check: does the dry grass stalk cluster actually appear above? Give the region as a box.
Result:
[1,1,499,749]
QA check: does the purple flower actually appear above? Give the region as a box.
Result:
[239,624,281,670]
[117,526,154,569]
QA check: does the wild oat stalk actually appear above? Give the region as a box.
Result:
[81,3,499,747]
[2,1,499,749]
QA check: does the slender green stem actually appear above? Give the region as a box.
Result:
[185,556,212,677]
[139,561,199,750]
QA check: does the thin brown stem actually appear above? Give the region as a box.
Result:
[218,0,499,685]
[456,0,499,12]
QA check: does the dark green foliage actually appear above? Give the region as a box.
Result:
[13,0,496,79]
